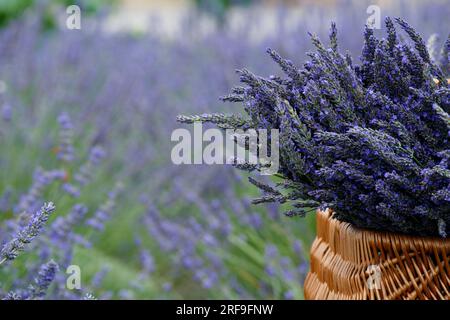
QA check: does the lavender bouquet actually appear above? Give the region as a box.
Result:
[179,18,450,238]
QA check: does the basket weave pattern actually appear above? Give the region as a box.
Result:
[304,209,450,300]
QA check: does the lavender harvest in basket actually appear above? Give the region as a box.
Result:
[178,18,450,238]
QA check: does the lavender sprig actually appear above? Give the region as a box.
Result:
[28,260,59,299]
[0,202,55,265]
[57,112,75,162]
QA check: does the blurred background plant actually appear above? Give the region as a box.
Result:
[0,0,115,30]
[0,0,448,299]
[193,0,254,25]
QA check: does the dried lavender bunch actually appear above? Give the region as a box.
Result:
[179,18,450,237]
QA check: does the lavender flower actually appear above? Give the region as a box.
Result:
[264,244,278,277]
[1,103,12,122]
[29,260,59,299]
[0,187,12,212]
[57,112,75,162]
[74,146,106,186]
[139,249,155,274]
[61,183,80,198]
[83,293,97,300]
[0,202,55,264]
[49,204,87,244]
[2,292,22,300]
[17,169,64,213]
[86,182,122,231]
[91,267,110,289]
[162,282,172,292]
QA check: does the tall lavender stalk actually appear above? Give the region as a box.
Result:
[0,202,55,265]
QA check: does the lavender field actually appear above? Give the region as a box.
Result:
[0,0,448,299]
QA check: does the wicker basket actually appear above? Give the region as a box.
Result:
[304,209,450,300]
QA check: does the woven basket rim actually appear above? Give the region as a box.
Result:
[317,208,450,253]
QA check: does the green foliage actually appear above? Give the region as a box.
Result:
[0,0,33,28]
[193,0,253,23]
[0,0,115,29]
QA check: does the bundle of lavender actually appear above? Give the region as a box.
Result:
[179,18,450,237]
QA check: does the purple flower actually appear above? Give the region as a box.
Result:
[139,250,155,274]
[0,202,55,264]
[86,183,122,231]
[1,103,12,122]
[74,146,106,186]
[17,169,64,213]
[30,260,59,299]
[57,112,75,162]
